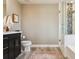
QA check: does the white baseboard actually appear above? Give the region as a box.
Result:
[31,44,59,47]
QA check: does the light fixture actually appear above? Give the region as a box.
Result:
[70,1,73,3]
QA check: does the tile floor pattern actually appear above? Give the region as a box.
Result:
[17,47,65,59]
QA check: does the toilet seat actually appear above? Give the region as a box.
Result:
[21,41,32,46]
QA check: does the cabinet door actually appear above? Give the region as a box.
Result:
[3,46,8,59]
[14,35,21,58]
[8,39,15,59]
[3,36,9,59]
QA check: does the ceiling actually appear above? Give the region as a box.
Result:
[17,0,59,4]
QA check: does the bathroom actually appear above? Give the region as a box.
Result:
[3,0,75,59]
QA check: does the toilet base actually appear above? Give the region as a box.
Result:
[24,46,31,52]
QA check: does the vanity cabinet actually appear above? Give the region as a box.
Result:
[3,33,21,59]
[8,39,15,59]
[3,37,8,59]
[14,34,21,57]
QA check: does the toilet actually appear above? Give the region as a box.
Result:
[21,35,32,52]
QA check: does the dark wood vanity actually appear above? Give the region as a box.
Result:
[3,32,21,59]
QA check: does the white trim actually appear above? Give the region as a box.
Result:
[31,44,59,47]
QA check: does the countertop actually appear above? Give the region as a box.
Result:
[3,31,22,35]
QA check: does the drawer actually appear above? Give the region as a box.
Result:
[3,33,21,39]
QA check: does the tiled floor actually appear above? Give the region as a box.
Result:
[17,47,65,59]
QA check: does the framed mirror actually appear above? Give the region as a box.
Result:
[12,13,19,23]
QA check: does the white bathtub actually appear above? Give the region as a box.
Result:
[65,35,75,53]
[64,35,75,59]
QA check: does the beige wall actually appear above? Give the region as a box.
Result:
[6,0,21,30]
[21,4,59,44]
[3,4,6,17]
[6,0,21,15]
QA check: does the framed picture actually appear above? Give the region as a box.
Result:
[12,13,19,23]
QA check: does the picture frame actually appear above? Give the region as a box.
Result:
[12,13,19,23]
